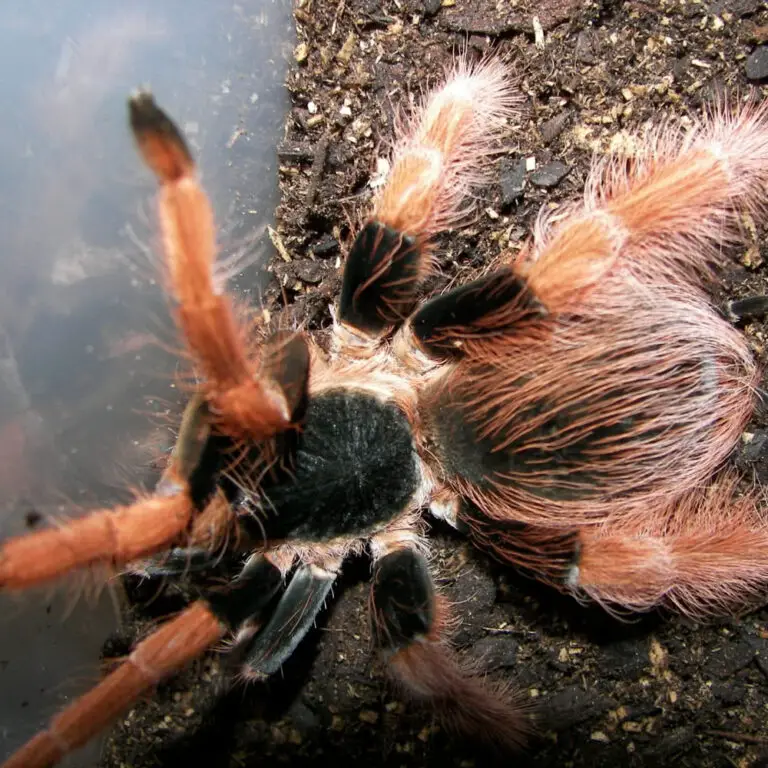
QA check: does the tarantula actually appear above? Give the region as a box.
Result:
[3,54,768,768]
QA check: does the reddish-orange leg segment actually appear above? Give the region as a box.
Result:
[0,487,192,590]
[1,602,226,768]
[0,392,213,591]
[129,91,289,442]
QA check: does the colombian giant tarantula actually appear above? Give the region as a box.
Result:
[3,54,768,768]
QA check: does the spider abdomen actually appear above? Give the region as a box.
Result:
[255,390,419,540]
[427,293,757,523]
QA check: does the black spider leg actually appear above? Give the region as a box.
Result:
[370,547,435,652]
[237,559,339,679]
[409,266,545,359]
[205,553,286,629]
[133,332,311,580]
[413,268,580,584]
[369,541,532,750]
[133,547,224,578]
[724,294,768,324]
[339,221,423,336]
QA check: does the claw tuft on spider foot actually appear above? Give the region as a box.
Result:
[128,90,194,182]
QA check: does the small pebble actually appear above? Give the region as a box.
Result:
[499,157,526,208]
[530,161,571,189]
[539,111,571,143]
[312,236,339,257]
[742,429,768,462]
[746,45,768,81]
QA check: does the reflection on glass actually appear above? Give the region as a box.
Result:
[0,1,293,762]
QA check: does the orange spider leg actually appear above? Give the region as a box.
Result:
[0,393,217,590]
[0,488,192,590]
[518,101,768,313]
[573,473,768,617]
[129,91,290,441]
[1,601,226,768]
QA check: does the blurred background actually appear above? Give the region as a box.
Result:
[0,0,293,762]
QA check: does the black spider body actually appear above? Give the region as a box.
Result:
[247,390,420,541]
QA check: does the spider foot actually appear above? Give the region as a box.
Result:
[370,545,533,753]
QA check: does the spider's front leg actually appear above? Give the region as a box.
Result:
[235,552,341,680]
[0,87,314,591]
[0,394,212,590]
[369,531,532,752]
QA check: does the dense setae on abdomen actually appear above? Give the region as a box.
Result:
[427,292,757,519]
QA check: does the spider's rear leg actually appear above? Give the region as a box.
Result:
[129,92,298,442]
[427,490,580,585]
[0,394,215,591]
[370,535,532,752]
[236,553,341,680]
[336,57,520,342]
[569,472,768,617]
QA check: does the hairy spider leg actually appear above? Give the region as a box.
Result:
[369,531,532,752]
[1,601,226,768]
[0,550,294,768]
[573,471,768,617]
[516,100,768,314]
[129,91,292,442]
[338,56,521,338]
[414,104,768,617]
[0,391,216,591]
[0,91,317,594]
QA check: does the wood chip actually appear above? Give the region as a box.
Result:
[268,227,292,262]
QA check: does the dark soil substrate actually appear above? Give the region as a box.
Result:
[102,1,768,767]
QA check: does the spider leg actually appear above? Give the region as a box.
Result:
[237,554,340,680]
[462,511,581,587]
[369,535,531,752]
[206,552,286,631]
[515,101,768,314]
[724,294,768,324]
[568,472,768,618]
[0,601,226,768]
[1,553,291,768]
[128,92,304,442]
[0,394,216,591]
[408,267,545,359]
[337,57,520,339]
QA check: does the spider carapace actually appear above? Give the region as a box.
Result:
[3,55,768,768]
